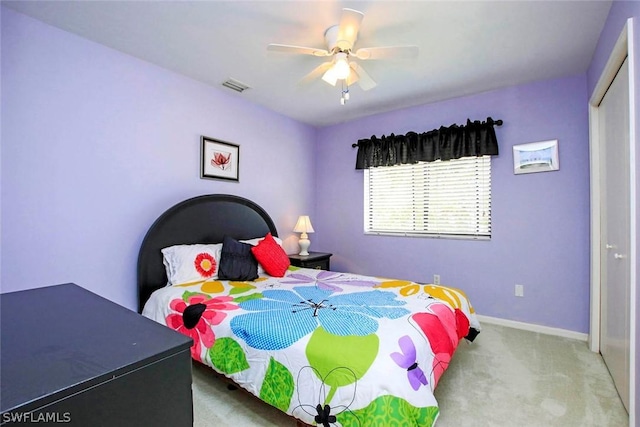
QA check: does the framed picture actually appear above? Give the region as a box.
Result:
[513,140,559,174]
[200,136,239,182]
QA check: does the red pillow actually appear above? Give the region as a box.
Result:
[250,233,290,277]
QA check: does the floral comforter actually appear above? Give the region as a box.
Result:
[142,266,480,426]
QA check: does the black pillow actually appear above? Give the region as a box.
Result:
[218,236,259,281]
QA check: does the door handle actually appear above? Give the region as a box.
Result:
[605,244,614,249]
[614,253,626,260]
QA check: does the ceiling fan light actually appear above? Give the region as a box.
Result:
[322,68,339,86]
[334,60,350,80]
[333,54,351,80]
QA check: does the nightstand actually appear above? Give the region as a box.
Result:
[288,251,332,271]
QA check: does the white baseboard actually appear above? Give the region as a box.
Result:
[476,314,589,342]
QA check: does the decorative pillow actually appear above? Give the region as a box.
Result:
[161,243,223,285]
[240,235,284,274]
[250,233,290,277]
[218,236,259,281]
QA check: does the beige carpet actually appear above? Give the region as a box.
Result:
[192,323,629,426]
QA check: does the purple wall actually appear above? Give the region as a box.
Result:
[586,1,640,422]
[0,8,317,309]
[314,75,590,334]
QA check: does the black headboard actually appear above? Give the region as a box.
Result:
[137,194,278,312]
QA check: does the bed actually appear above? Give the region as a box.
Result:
[138,194,480,427]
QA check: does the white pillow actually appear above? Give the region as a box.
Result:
[240,235,284,274]
[240,235,283,247]
[161,243,223,285]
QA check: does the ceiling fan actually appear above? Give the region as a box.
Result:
[267,8,418,103]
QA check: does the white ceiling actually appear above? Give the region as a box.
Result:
[4,1,612,127]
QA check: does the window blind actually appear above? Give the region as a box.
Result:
[364,156,491,239]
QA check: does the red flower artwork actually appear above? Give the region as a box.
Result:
[194,252,216,278]
[211,151,231,170]
[166,294,238,362]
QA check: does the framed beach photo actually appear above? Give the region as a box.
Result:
[200,136,239,182]
[513,140,559,175]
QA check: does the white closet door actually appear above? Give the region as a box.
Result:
[599,56,630,412]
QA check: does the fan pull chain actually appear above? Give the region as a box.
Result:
[340,81,350,105]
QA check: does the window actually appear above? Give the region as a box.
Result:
[364,156,491,239]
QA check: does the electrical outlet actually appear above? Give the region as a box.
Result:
[434,274,440,285]
[515,284,524,297]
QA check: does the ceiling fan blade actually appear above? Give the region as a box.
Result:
[354,45,419,60]
[299,62,334,85]
[336,8,364,50]
[350,62,377,91]
[267,43,331,57]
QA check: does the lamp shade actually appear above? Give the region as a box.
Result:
[321,52,350,86]
[321,67,339,86]
[293,215,314,233]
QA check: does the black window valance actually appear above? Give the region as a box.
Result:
[354,117,501,169]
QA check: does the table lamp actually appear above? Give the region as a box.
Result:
[293,215,314,256]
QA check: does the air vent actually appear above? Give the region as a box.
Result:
[222,78,250,93]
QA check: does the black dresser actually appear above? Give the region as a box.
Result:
[0,283,193,426]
